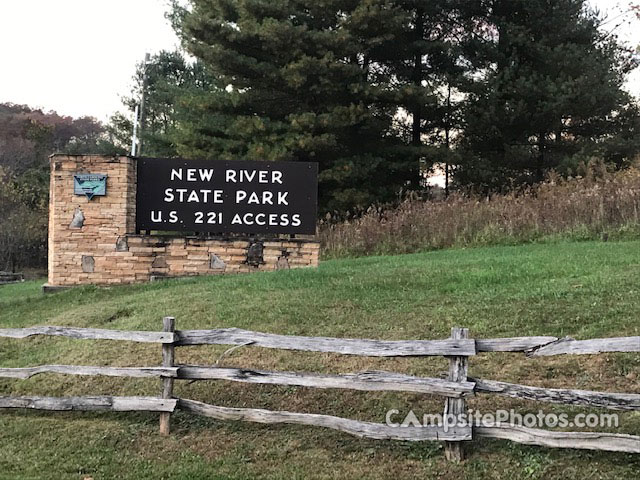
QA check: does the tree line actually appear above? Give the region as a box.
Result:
[112,0,640,212]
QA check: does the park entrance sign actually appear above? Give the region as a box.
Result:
[136,158,317,235]
[45,155,320,291]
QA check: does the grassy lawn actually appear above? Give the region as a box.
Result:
[1,239,639,479]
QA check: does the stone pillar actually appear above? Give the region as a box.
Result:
[46,155,136,289]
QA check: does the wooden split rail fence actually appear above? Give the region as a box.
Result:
[0,319,639,461]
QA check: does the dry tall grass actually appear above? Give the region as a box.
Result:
[319,163,640,258]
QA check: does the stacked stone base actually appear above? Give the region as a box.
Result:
[46,235,318,288]
[134,236,319,276]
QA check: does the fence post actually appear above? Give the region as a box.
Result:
[444,327,469,462]
[159,316,175,435]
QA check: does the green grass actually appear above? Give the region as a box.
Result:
[1,239,639,479]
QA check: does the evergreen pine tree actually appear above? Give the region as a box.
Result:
[172,0,417,213]
[456,0,636,189]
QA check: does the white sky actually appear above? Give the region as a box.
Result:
[0,0,179,121]
[0,0,638,122]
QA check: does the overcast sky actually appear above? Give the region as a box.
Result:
[0,0,638,121]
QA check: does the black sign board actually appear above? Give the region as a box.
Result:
[136,158,318,235]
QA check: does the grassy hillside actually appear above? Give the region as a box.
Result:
[1,240,639,479]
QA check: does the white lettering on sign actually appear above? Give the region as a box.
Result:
[230,213,301,227]
[171,168,215,181]
[235,190,288,205]
[150,210,180,223]
[164,188,224,203]
[195,212,223,224]
[225,169,283,184]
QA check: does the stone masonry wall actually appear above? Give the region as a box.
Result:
[46,155,319,288]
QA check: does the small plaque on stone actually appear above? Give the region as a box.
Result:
[74,174,107,200]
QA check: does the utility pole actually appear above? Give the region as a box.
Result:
[131,105,139,156]
[130,53,151,157]
[138,53,151,156]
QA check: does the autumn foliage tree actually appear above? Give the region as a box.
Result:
[0,103,119,270]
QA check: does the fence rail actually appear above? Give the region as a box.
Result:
[0,395,177,412]
[1,321,639,460]
[0,326,175,343]
[471,378,640,410]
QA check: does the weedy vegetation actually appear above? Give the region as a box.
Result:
[320,163,640,258]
